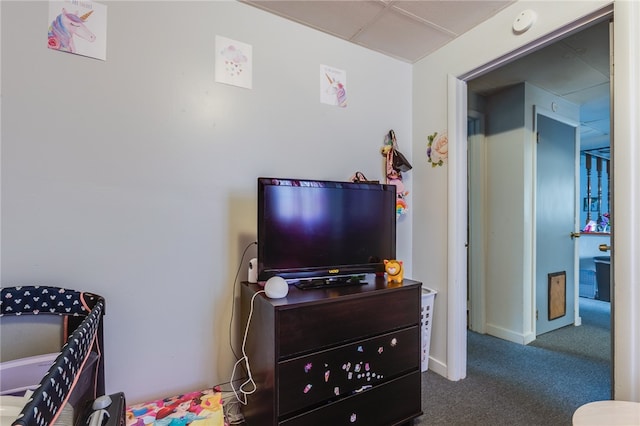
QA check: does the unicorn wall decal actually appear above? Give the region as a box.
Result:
[48,8,96,53]
[325,73,347,108]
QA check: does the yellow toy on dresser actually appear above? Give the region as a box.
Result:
[384,259,404,283]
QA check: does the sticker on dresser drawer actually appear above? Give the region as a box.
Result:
[279,373,422,426]
[278,327,420,417]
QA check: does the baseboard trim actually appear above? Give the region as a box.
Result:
[426,356,448,379]
[485,324,529,345]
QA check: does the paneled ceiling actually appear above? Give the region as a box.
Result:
[242,0,515,63]
[242,0,610,152]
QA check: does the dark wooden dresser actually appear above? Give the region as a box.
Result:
[240,277,423,425]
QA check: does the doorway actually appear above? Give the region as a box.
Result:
[461,16,612,393]
[466,20,610,339]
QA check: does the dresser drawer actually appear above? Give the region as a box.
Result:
[279,371,422,426]
[278,326,419,416]
[277,286,420,358]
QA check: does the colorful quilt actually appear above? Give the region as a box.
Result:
[126,388,227,426]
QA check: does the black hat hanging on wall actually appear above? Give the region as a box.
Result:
[381,130,411,218]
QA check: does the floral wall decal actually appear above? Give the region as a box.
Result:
[427,132,448,167]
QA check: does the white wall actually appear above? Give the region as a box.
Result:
[0,1,412,403]
[483,84,528,342]
[579,235,611,270]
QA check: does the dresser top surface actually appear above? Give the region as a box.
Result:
[243,276,422,307]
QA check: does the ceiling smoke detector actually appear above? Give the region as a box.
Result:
[513,10,536,34]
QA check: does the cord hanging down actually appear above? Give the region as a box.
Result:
[230,289,263,405]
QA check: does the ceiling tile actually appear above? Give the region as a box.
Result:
[354,7,453,61]
[242,0,386,40]
[469,33,609,98]
[560,21,610,76]
[391,0,513,35]
[565,83,609,106]
[524,44,608,97]
[582,117,610,133]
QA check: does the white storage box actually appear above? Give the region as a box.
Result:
[421,287,437,372]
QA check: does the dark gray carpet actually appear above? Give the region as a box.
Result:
[416,298,611,425]
[530,297,610,363]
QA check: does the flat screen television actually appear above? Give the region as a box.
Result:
[257,177,396,283]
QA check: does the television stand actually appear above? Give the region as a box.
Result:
[240,278,423,424]
[294,275,365,290]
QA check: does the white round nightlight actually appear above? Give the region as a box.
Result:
[264,276,289,299]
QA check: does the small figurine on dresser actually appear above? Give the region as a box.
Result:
[384,259,404,284]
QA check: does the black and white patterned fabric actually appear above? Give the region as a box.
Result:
[0,286,105,426]
[0,286,94,317]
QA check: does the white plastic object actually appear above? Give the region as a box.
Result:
[88,409,110,426]
[264,276,288,298]
[92,395,112,410]
[513,10,536,34]
[248,258,258,283]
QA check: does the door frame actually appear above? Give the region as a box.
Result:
[448,0,640,402]
[467,111,486,334]
[446,6,614,383]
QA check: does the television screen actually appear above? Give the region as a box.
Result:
[257,177,396,282]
